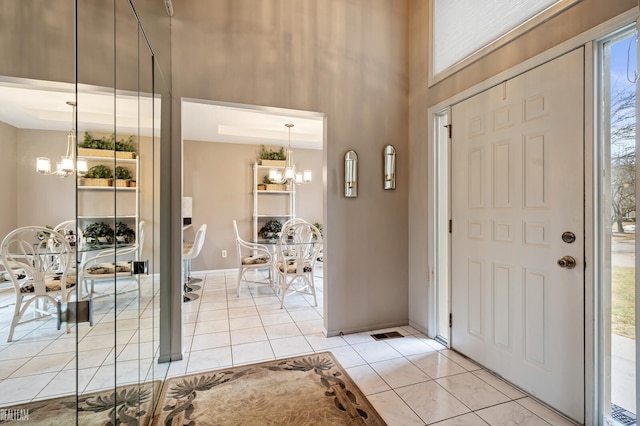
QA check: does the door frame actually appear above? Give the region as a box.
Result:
[433,107,451,344]
[426,9,638,425]
[594,23,640,421]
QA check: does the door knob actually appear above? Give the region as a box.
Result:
[557,256,576,269]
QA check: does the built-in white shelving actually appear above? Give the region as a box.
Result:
[252,163,295,242]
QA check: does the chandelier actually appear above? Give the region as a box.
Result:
[268,123,312,184]
[36,101,87,178]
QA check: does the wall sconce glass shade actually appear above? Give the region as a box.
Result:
[345,150,358,198]
[383,144,396,190]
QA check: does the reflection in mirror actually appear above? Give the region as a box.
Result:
[0,75,161,422]
[0,0,168,422]
[0,77,79,415]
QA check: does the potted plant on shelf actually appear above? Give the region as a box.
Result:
[115,136,136,156]
[79,132,137,159]
[83,222,115,247]
[83,164,113,187]
[257,175,268,191]
[115,166,132,187]
[258,219,282,242]
[259,145,286,167]
[80,132,114,152]
[263,175,284,191]
[115,221,136,245]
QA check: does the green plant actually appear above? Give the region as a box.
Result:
[83,222,115,244]
[81,132,101,149]
[80,132,135,152]
[85,165,113,179]
[115,166,132,180]
[258,220,282,239]
[80,132,114,150]
[313,222,323,235]
[115,221,136,244]
[115,135,135,152]
[259,145,286,161]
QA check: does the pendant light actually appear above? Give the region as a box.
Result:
[36,101,87,178]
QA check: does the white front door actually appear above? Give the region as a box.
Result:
[451,48,585,422]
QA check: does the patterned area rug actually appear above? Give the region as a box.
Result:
[0,381,160,425]
[152,351,386,425]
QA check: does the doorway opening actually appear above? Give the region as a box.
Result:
[599,27,638,425]
[178,99,326,363]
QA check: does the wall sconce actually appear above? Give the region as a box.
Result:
[383,144,396,190]
[344,150,358,198]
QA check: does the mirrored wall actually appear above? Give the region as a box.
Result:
[0,1,168,423]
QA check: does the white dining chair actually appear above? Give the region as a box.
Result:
[275,221,322,309]
[1,226,76,341]
[233,220,275,297]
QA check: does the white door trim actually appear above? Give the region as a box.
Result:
[426,9,638,426]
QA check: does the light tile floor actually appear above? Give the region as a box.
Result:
[173,268,578,426]
[0,266,579,425]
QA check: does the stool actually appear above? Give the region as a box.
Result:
[183,224,207,302]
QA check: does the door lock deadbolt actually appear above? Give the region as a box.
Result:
[561,232,576,244]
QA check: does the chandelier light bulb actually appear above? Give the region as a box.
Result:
[36,157,51,174]
[77,158,88,175]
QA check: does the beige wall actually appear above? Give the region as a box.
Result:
[0,121,18,241]
[16,129,76,229]
[0,0,167,90]
[0,1,74,84]
[407,0,638,333]
[183,140,322,271]
[172,0,410,335]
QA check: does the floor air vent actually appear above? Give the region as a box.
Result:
[611,404,636,426]
[371,331,404,340]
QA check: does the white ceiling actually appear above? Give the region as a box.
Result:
[181,100,323,150]
[0,79,323,150]
[0,82,158,137]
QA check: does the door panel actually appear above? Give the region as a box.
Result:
[451,48,584,422]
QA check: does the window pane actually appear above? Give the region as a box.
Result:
[433,0,560,75]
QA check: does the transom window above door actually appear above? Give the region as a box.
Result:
[430,0,581,84]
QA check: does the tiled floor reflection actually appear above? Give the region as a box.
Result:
[0,266,578,425]
[0,277,164,405]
